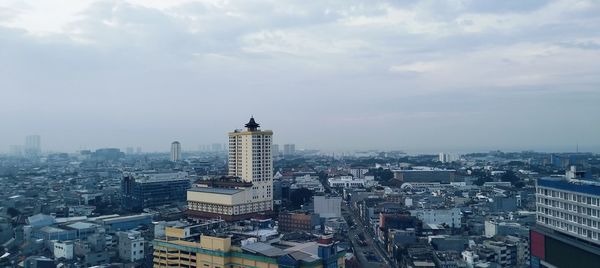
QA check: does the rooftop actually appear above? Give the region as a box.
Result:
[189,187,244,195]
[66,222,100,230]
[538,177,600,196]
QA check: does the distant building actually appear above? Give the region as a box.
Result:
[170,141,181,162]
[125,147,134,155]
[24,135,41,156]
[53,241,74,260]
[283,144,296,156]
[121,172,190,211]
[438,153,460,163]
[349,167,369,179]
[23,256,55,268]
[484,240,517,267]
[278,211,320,232]
[565,165,589,180]
[292,175,325,192]
[328,176,366,189]
[313,195,342,218]
[410,208,462,228]
[98,214,152,231]
[489,196,518,212]
[484,220,528,238]
[272,144,280,156]
[92,148,124,161]
[393,167,456,183]
[118,230,145,262]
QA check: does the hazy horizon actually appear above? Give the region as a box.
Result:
[2,0,599,153]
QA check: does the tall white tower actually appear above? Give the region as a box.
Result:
[171,141,181,162]
[228,117,273,210]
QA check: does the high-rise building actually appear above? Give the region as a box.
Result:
[272,144,279,156]
[126,147,134,155]
[530,176,600,267]
[24,135,41,156]
[438,152,460,163]
[171,141,181,162]
[228,117,273,196]
[122,172,190,211]
[187,117,273,221]
[283,144,295,156]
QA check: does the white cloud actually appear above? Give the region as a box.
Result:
[1,0,600,152]
[389,61,441,73]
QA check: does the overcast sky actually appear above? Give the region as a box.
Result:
[1,0,599,154]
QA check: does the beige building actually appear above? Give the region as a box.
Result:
[187,117,273,221]
[153,226,345,268]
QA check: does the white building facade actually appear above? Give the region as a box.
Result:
[117,230,144,262]
[410,208,462,228]
[328,176,366,188]
[170,141,181,162]
[535,178,600,244]
[53,241,74,260]
[314,196,342,218]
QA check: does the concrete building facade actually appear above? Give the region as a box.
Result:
[313,196,342,218]
[531,177,600,267]
[171,141,181,162]
[187,117,274,220]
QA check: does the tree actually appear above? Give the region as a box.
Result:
[501,170,520,183]
[6,207,20,217]
[367,168,394,182]
[474,176,492,186]
[290,188,313,209]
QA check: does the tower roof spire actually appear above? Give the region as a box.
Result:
[245,116,260,131]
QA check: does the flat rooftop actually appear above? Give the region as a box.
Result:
[538,178,600,196]
[188,187,244,195]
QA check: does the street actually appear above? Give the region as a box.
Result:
[342,202,396,268]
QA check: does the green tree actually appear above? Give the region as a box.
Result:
[290,188,313,209]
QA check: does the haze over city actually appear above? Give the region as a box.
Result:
[1,0,600,153]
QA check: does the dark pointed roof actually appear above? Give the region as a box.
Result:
[245,117,260,131]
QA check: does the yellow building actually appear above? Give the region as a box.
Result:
[187,117,274,221]
[153,227,345,268]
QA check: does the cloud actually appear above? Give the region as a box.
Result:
[389,62,441,73]
[0,0,599,152]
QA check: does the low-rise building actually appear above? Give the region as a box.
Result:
[278,211,320,233]
[117,230,145,262]
[313,195,342,218]
[53,241,74,260]
[410,208,462,228]
[153,226,346,268]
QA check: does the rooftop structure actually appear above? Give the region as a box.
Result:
[152,225,345,268]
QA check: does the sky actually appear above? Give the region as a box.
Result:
[1,0,599,154]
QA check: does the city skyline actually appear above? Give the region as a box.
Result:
[3,132,598,155]
[1,0,599,153]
